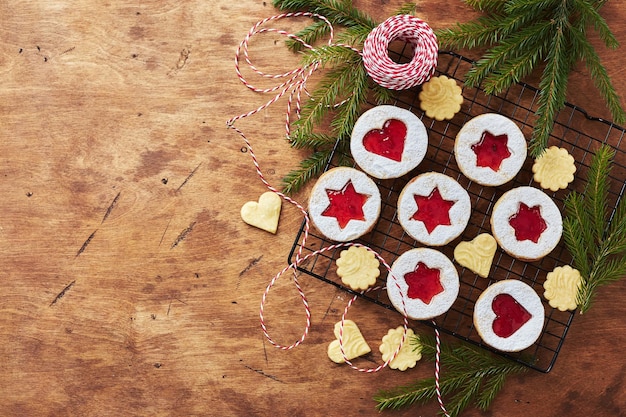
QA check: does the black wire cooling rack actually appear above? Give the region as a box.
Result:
[288,50,626,373]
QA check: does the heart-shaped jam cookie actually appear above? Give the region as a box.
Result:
[491,293,532,338]
[362,118,406,162]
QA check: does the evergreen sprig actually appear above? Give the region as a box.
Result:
[436,0,626,157]
[374,334,527,416]
[563,144,626,313]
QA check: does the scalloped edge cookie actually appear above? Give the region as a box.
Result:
[419,75,463,121]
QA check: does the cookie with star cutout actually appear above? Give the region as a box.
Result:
[397,172,471,246]
[386,247,460,320]
[454,113,527,186]
[308,167,381,242]
[490,186,562,261]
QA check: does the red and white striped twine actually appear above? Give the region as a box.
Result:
[362,14,438,90]
[226,11,447,412]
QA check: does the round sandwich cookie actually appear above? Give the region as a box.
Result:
[386,247,460,320]
[397,172,471,246]
[454,113,527,186]
[308,167,381,242]
[350,105,429,179]
[474,279,545,352]
[490,186,562,261]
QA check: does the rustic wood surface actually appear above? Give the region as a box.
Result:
[1,1,625,416]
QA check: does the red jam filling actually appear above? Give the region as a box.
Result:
[404,261,444,304]
[411,187,455,234]
[508,202,547,243]
[491,293,532,338]
[362,118,407,162]
[471,130,511,171]
[321,179,370,229]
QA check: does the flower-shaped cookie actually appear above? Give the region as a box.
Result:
[543,265,582,311]
[327,320,371,363]
[454,233,498,278]
[419,75,463,121]
[532,146,576,191]
[336,246,380,291]
[379,326,421,371]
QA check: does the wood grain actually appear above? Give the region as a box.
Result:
[1,1,625,416]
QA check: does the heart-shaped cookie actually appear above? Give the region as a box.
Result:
[327,320,371,364]
[362,118,406,162]
[453,233,497,278]
[491,293,532,338]
[240,191,282,234]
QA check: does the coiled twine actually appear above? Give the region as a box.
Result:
[362,14,438,90]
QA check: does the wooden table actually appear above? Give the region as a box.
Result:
[1,1,625,416]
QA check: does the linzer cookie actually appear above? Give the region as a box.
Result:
[474,280,544,352]
[397,172,471,246]
[490,186,562,261]
[308,167,381,242]
[454,113,527,186]
[386,247,460,320]
[350,105,428,179]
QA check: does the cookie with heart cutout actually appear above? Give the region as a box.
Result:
[350,105,429,179]
[473,280,544,352]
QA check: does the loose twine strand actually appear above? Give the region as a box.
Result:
[226,12,448,416]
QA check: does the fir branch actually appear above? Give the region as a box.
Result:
[465,20,552,92]
[329,63,368,140]
[529,7,574,157]
[292,61,359,136]
[563,145,626,313]
[374,335,527,416]
[273,0,377,30]
[300,44,360,68]
[393,2,418,16]
[569,27,626,125]
[584,143,613,241]
[573,0,619,49]
[281,150,334,194]
[286,20,332,52]
[465,0,507,12]
[288,131,337,149]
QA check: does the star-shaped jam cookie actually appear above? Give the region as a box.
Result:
[321,180,370,229]
[471,130,512,171]
[508,202,547,243]
[404,261,444,304]
[411,187,455,234]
